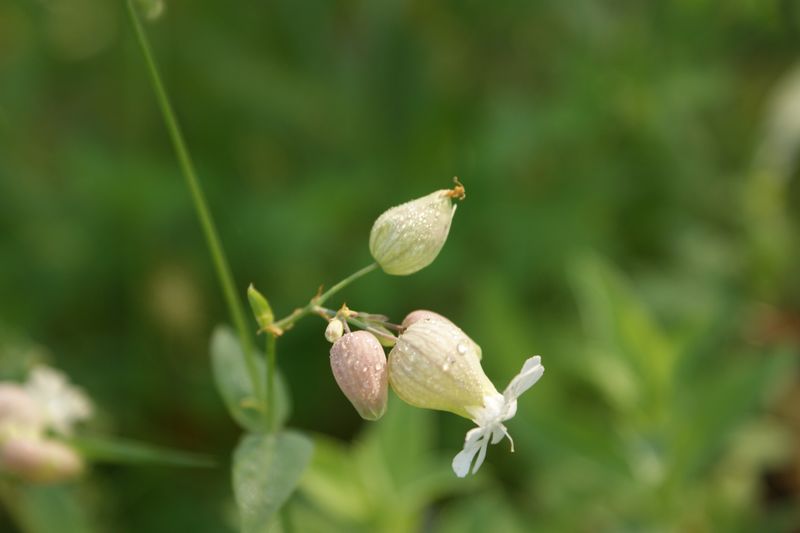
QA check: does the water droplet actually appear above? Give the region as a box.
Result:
[374,363,382,371]
[457,341,467,355]
[442,363,450,372]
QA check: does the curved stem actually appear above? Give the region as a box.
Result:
[317,262,379,307]
[125,0,262,402]
[272,262,378,332]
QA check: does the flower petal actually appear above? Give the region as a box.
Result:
[471,434,491,475]
[452,441,480,477]
[503,356,544,403]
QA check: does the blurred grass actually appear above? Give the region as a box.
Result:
[1,0,800,531]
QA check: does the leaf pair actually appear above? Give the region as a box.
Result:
[210,325,313,532]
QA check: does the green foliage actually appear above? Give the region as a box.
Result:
[232,431,313,533]
[1,0,799,531]
[210,326,290,433]
[525,256,798,531]
[300,398,471,533]
[0,485,92,533]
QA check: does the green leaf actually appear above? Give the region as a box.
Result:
[299,434,369,523]
[210,326,290,432]
[435,494,529,533]
[570,255,677,412]
[233,431,313,533]
[68,435,214,468]
[3,484,94,533]
[372,397,434,486]
[673,349,798,480]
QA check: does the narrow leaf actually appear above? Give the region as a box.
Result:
[233,431,313,533]
[68,435,214,468]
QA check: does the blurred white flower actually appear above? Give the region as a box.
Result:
[0,384,45,439]
[0,435,84,483]
[25,366,92,436]
[755,63,800,180]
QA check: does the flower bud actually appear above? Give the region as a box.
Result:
[369,184,464,275]
[388,316,495,419]
[329,331,388,420]
[1,437,84,484]
[248,284,275,332]
[0,384,44,438]
[324,318,345,343]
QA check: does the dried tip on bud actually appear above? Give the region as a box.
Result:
[324,318,345,343]
[1,437,84,484]
[446,177,466,200]
[329,331,388,420]
[369,182,465,276]
[248,284,274,332]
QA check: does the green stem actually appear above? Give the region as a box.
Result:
[273,262,378,332]
[265,333,277,431]
[312,306,398,344]
[280,502,295,533]
[125,0,263,402]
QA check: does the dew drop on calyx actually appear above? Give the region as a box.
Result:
[457,341,468,355]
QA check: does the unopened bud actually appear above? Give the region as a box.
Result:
[369,183,464,275]
[329,331,388,420]
[324,318,345,343]
[248,284,274,332]
[1,437,84,484]
[388,315,494,419]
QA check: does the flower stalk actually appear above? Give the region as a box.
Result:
[270,262,379,334]
[125,0,262,404]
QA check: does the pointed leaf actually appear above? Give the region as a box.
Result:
[233,431,313,533]
[570,255,676,410]
[68,435,214,468]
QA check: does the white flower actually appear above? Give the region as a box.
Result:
[24,366,92,436]
[388,312,544,477]
[452,356,544,477]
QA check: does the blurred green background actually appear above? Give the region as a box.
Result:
[2,0,800,531]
